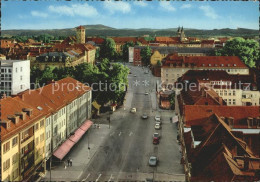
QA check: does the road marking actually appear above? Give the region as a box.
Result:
[119,131,122,136]
[95,173,102,182]
[110,131,115,136]
[81,173,90,181]
[108,174,113,182]
[129,131,133,136]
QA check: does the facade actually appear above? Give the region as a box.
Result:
[0,60,30,96]
[161,55,249,84]
[0,54,6,60]
[0,77,92,181]
[177,70,259,106]
[128,47,134,63]
[129,46,215,66]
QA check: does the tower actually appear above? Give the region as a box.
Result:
[177,26,181,37]
[180,26,185,42]
[76,25,85,44]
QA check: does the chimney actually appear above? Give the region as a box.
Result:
[243,155,249,171]
[22,108,33,117]
[227,117,234,128]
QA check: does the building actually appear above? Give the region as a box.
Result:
[0,54,6,60]
[0,77,92,181]
[161,55,249,85]
[0,60,30,96]
[76,26,86,44]
[129,46,215,66]
[110,37,148,53]
[177,70,259,106]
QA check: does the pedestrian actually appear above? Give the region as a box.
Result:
[67,158,70,167]
[70,158,73,166]
[64,162,67,169]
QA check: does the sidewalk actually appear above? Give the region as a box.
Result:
[41,124,111,181]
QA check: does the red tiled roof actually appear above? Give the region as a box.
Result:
[0,77,91,141]
[111,37,148,44]
[162,55,248,68]
[86,37,104,44]
[155,37,181,44]
[76,25,85,30]
[184,105,259,128]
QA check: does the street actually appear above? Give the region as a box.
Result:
[79,64,184,181]
[42,64,184,181]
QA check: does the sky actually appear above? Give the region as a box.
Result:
[1,1,259,30]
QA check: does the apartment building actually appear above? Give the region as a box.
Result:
[1,77,92,181]
[177,70,259,106]
[161,55,249,84]
[0,60,30,96]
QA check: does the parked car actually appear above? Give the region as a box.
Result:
[153,137,159,144]
[142,113,148,119]
[155,123,161,130]
[155,121,162,125]
[144,92,149,95]
[149,156,158,166]
[134,75,137,77]
[155,115,161,121]
[153,133,160,139]
[131,108,136,113]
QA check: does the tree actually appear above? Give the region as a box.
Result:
[215,37,259,68]
[100,38,117,60]
[39,66,56,85]
[169,92,175,110]
[30,66,42,88]
[121,41,135,62]
[99,58,111,73]
[140,46,152,66]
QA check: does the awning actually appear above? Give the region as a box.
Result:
[53,139,75,160]
[80,120,93,131]
[69,128,86,143]
[172,116,179,123]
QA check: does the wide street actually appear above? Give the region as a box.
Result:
[78,64,184,181]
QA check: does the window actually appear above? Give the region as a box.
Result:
[40,120,44,128]
[228,99,232,105]
[40,133,44,142]
[3,141,10,153]
[12,137,18,147]
[233,90,236,96]
[228,91,232,96]
[12,153,18,164]
[16,68,18,73]
[20,85,23,89]
[224,90,227,96]
[12,168,18,180]
[35,123,39,131]
[20,76,22,80]
[233,99,236,105]
[36,137,39,146]
[3,159,10,171]
[20,67,23,72]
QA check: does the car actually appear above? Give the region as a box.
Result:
[142,113,148,119]
[131,108,136,113]
[144,92,149,95]
[134,75,137,77]
[149,156,158,166]
[145,70,149,74]
[155,123,161,130]
[153,137,159,144]
[153,133,160,139]
[155,121,162,125]
[155,115,161,121]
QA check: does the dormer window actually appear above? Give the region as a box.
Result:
[202,64,205,66]
[228,64,230,67]
[209,64,211,66]
[234,64,236,66]
[221,64,224,67]
[215,64,218,66]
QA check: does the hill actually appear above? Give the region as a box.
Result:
[1,24,258,38]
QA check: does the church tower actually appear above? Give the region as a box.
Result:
[177,26,181,37]
[180,26,185,42]
[76,25,85,44]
